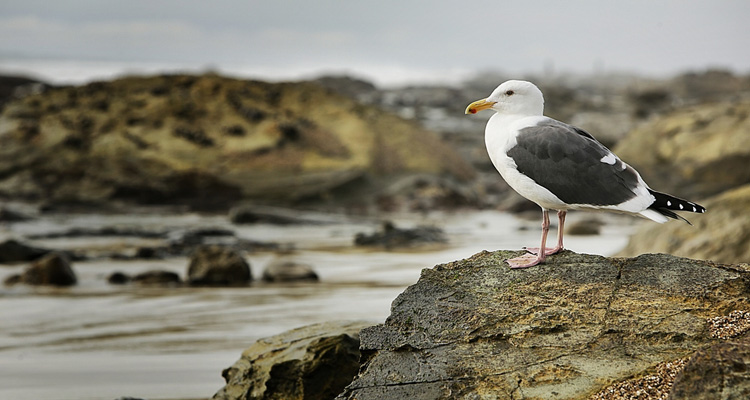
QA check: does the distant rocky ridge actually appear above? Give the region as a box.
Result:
[316,69,750,209]
[2,69,747,213]
[612,99,750,263]
[614,100,750,200]
[0,73,475,210]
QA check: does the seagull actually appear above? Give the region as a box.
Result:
[465,80,705,269]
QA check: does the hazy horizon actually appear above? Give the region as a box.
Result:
[1,1,749,86]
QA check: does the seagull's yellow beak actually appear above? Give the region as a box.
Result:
[465,98,496,114]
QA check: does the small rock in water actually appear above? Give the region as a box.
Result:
[107,271,131,285]
[20,252,77,286]
[132,270,182,286]
[262,260,319,282]
[187,245,252,286]
[229,204,324,225]
[354,221,447,249]
[566,217,604,236]
[3,274,22,286]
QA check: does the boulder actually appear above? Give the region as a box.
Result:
[337,251,750,399]
[18,252,76,286]
[669,339,750,399]
[187,245,251,286]
[262,260,319,282]
[613,100,750,200]
[354,221,447,249]
[618,184,750,264]
[213,321,370,400]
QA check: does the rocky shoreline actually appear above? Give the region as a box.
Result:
[212,251,750,400]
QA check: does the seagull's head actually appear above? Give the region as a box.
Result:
[465,80,544,116]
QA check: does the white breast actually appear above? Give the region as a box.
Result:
[484,114,569,210]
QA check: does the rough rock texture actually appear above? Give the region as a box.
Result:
[613,100,750,200]
[213,321,370,400]
[669,339,750,399]
[0,74,474,209]
[337,251,750,400]
[16,252,76,286]
[618,184,750,264]
[187,245,251,286]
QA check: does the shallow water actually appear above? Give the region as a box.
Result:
[0,208,636,400]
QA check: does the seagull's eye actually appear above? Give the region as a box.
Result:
[505,90,514,96]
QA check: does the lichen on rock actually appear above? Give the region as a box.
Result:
[337,250,750,400]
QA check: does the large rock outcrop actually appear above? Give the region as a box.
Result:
[613,100,750,200]
[337,250,750,399]
[0,74,475,208]
[618,184,750,264]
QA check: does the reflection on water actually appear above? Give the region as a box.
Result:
[0,209,635,400]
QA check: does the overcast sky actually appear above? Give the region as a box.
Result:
[0,1,748,85]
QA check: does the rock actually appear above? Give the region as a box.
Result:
[0,74,475,209]
[262,260,319,282]
[0,74,50,110]
[213,321,370,400]
[565,217,604,236]
[107,271,131,285]
[618,184,750,264]
[376,175,480,212]
[173,227,237,247]
[337,251,750,400]
[26,226,167,240]
[187,245,252,286]
[313,75,378,100]
[354,221,447,249]
[3,274,21,285]
[613,100,750,200]
[132,246,168,259]
[229,205,327,225]
[168,227,279,256]
[669,339,750,399]
[0,239,51,263]
[132,270,182,286]
[19,252,76,286]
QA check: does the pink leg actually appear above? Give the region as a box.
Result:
[507,209,550,269]
[525,210,566,256]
